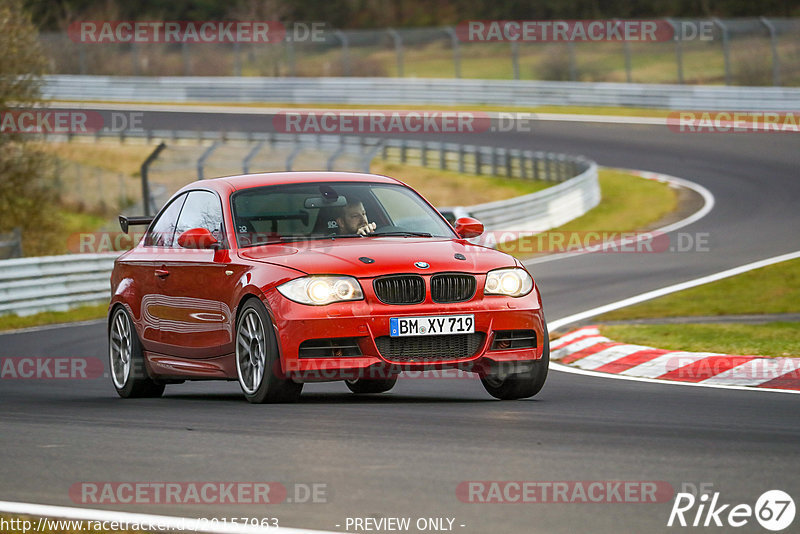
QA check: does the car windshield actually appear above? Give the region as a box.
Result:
[231,181,456,247]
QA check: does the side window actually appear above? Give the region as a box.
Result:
[174,191,225,242]
[144,194,186,247]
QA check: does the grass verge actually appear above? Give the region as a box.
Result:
[497,168,677,259]
[0,302,109,332]
[600,323,800,358]
[599,258,800,320]
[594,258,800,358]
[371,160,549,206]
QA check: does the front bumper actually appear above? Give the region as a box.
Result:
[264,287,545,382]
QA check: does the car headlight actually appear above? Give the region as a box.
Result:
[484,268,534,297]
[277,276,364,305]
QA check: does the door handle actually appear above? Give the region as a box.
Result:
[155,268,170,278]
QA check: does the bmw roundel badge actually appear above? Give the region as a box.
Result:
[414,261,430,269]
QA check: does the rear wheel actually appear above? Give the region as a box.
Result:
[109,306,165,398]
[345,376,398,394]
[481,322,549,400]
[236,299,303,403]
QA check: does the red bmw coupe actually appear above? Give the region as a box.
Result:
[108,172,549,402]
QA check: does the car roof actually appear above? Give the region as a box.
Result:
[178,171,404,195]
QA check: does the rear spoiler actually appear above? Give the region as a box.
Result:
[119,215,153,233]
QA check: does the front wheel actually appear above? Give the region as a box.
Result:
[109,306,165,398]
[236,299,303,403]
[481,322,549,400]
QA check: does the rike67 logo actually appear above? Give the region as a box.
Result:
[668,489,795,531]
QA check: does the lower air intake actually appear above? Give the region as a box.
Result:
[375,333,485,363]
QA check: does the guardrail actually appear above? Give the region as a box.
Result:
[42,75,800,111]
[0,129,598,316]
[0,253,117,316]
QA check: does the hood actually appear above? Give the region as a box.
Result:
[238,237,516,277]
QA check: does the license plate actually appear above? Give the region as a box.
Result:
[389,315,475,337]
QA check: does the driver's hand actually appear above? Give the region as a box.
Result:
[357,222,377,235]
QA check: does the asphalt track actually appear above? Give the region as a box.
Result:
[1,110,799,534]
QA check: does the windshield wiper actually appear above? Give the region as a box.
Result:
[371,231,433,238]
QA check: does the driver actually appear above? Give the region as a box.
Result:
[336,197,376,236]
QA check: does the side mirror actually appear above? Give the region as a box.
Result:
[177,228,220,249]
[454,217,484,239]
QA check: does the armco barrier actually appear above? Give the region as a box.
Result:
[0,253,117,316]
[42,76,800,111]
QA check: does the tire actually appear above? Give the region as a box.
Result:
[109,306,165,398]
[481,322,549,400]
[235,299,303,403]
[345,376,398,394]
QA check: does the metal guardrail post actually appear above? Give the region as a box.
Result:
[243,140,266,174]
[387,28,404,77]
[233,41,242,77]
[568,42,577,81]
[490,147,498,176]
[444,27,461,78]
[286,142,303,170]
[327,138,346,170]
[458,145,465,173]
[760,17,781,86]
[421,141,428,167]
[285,36,296,76]
[511,41,520,80]
[623,41,632,83]
[132,42,140,75]
[545,154,553,181]
[439,143,446,170]
[335,30,351,76]
[360,140,384,173]
[614,19,632,83]
[197,141,221,180]
[0,228,24,259]
[712,18,731,86]
[79,44,87,75]
[666,19,684,84]
[182,41,191,75]
[140,142,167,217]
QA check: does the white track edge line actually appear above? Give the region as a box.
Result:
[548,250,800,332]
[0,501,339,534]
[0,318,105,336]
[524,168,715,265]
[548,250,800,394]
